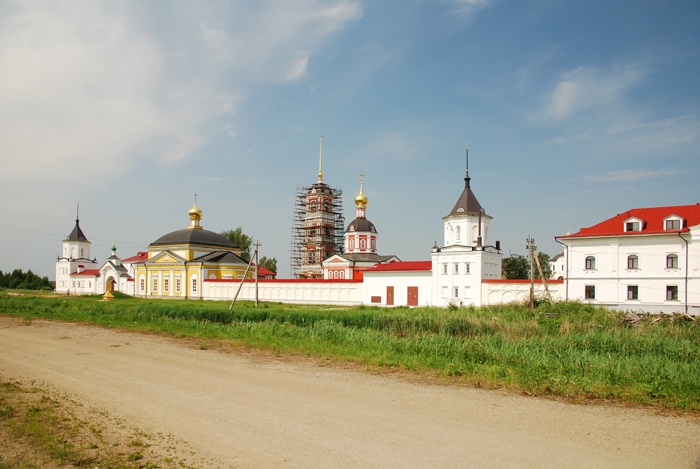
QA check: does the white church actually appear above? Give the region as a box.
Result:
[55,146,698,314]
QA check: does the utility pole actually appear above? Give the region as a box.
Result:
[527,236,535,309]
[254,241,260,307]
[229,241,260,310]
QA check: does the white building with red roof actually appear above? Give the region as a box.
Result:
[556,203,700,314]
[55,207,98,294]
[429,145,503,307]
[361,146,504,307]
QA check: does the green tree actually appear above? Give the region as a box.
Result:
[258,256,277,273]
[502,254,529,279]
[534,252,552,280]
[220,227,253,261]
[502,253,552,280]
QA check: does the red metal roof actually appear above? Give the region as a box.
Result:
[256,266,275,276]
[558,203,700,239]
[368,261,432,272]
[70,269,100,277]
[122,252,148,263]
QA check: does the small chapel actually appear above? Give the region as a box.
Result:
[322,172,399,280]
[132,197,251,299]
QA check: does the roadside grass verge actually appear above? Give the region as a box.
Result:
[0,377,178,468]
[0,292,698,411]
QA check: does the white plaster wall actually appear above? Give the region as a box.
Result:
[482,281,564,306]
[203,280,364,305]
[362,271,433,306]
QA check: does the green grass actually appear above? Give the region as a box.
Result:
[1,291,698,411]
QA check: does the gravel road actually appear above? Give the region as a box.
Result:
[0,317,698,468]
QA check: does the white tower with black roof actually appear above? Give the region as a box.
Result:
[431,145,502,306]
[55,204,98,293]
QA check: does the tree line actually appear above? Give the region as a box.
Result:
[0,269,53,290]
[220,227,277,273]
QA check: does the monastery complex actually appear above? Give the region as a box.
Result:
[55,144,700,315]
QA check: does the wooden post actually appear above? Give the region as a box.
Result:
[534,249,554,305]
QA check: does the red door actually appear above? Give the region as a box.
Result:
[407,286,418,306]
[386,286,394,306]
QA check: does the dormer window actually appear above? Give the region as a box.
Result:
[623,216,644,232]
[664,216,683,231]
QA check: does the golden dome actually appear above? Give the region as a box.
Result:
[189,203,202,220]
[355,191,368,208]
[355,172,367,208]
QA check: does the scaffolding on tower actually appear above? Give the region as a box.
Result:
[290,182,344,279]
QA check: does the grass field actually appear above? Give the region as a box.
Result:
[1,290,698,412]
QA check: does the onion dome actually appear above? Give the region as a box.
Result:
[355,190,368,209]
[355,171,368,208]
[189,203,202,221]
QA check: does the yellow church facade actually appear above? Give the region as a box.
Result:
[133,200,252,299]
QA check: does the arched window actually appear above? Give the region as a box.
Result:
[360,239,366,250]
[340,271,345,279]
[349,238,355,250]
[585,256,596,270]
[627,255,639,269]
[371,239,376,250]
[666,254,678,269]
[456,226,461,241]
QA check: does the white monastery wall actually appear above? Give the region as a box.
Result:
[203,279,364,305]
[481,280,564,306]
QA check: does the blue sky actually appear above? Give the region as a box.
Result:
[1,0,698,279]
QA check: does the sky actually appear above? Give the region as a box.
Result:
[1,0,699,279]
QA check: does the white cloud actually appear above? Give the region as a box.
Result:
[450,0,495,16]
[0,0,362,187]
[581,169,680,184]
[609,114,696,134]
[371,131,423,162]
[539,65,647,121]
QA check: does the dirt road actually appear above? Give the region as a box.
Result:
[0,317,698,468]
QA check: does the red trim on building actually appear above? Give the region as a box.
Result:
[368,261,432,272]
[482,279,564,284]
[203,278,363,284]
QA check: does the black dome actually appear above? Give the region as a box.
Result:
[150,228,237,249]
[346,218,376,233]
